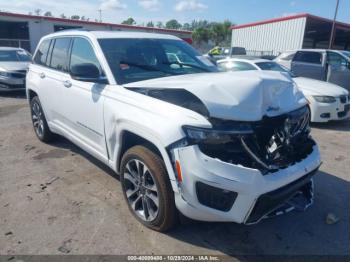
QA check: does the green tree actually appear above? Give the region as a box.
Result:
[44,11,52,17]
[182,22,191,31]
[60,13,66,19]
[146,21,154,27]
[165,19,182,30]
[156,21,164,28]
[71,15,80,20]
[192,27,211,45]
[122,17,136,25]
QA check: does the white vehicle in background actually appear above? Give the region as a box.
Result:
[274,50,296,69]
[26,30,321,231]
[0,47,31,91]
[217,57,350,123]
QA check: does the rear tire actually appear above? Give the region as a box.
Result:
[120,145,178,232]
[30,96,55,143]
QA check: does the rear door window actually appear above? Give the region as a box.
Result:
[34,39,51,66]
[49,38,71,72]
[69,37,102,74]
[293,51,322,64]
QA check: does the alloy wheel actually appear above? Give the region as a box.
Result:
[123,159,160,222]
[32,101,44,138]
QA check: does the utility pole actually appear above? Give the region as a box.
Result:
[329,0,340,49]
[98,9,102,22]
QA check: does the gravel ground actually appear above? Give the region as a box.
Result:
[0,92,349,257]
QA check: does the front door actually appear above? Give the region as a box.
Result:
[327,51,350,92]
[61,37,108,160]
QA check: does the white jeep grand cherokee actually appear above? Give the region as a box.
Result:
[26,30,321,231]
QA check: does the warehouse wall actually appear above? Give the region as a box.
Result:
[231,17,307,55]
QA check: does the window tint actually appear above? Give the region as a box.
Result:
[294,51,322,64]
[50,38,71,72]
[218,61,257,72]
[327,52,349,66]
[70,38,101,73]
[34,40,51,65]
[98,38,216,84]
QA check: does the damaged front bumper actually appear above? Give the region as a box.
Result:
[172,144,321,224]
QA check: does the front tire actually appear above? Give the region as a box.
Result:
[30,96,55,143]
[120,145,178,232]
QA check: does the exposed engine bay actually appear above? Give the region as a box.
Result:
[201,106,314,173]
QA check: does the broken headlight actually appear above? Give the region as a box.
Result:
[182,124,253,144]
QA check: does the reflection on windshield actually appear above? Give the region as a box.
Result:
[0,50,31,62]
[98,38,217,84]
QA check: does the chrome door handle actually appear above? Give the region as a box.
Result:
[63,80,72,88]
[39,72,45,79]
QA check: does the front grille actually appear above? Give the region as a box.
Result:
[338,104,350,118]
[202,106,314,174]
[10,72,26,78]
[340,95,347,104]
[196,182,237,212]
[245,168,317,224]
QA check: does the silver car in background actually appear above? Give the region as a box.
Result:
[0,47,31,91]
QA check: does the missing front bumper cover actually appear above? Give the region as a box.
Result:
[245,168,317,225]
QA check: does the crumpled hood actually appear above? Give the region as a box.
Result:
[0,62,30,72]
[124,71,306,121]
[294,77,349,96]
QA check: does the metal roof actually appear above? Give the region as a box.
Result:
[0,11,192,35]
[232,13,350,31]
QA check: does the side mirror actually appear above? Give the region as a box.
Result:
[70,63,108,84]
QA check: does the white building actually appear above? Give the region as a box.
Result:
[0,11,192,53]
[231,13,350,56]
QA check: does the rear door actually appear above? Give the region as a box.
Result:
[326,51,350,91]
[291,51,326,80]
[60,37,108,160]
[43,37,72,126]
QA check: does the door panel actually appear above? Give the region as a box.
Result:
[61,37,108,158]
[291,51,325,80]
[60,76,108,158]
[326,52,350,91]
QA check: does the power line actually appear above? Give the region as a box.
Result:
[329,0,340,49]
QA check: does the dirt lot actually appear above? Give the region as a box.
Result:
[0,92,350,257]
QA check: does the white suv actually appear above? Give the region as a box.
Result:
[26,30,321,231]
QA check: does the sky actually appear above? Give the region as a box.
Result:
[1,0,350,26]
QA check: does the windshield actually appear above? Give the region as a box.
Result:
[340,51,350,59]
[98,38,217,84]
[0,50,31,62]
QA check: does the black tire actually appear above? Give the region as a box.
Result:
[30,96,55,143]
[120,145,178,232]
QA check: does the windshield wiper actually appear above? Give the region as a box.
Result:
[120,61,178,75]
[162,61,210,72]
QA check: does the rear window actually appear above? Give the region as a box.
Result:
[294,51,322,64]
[34,40,51,65]
[49,38,71,72]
